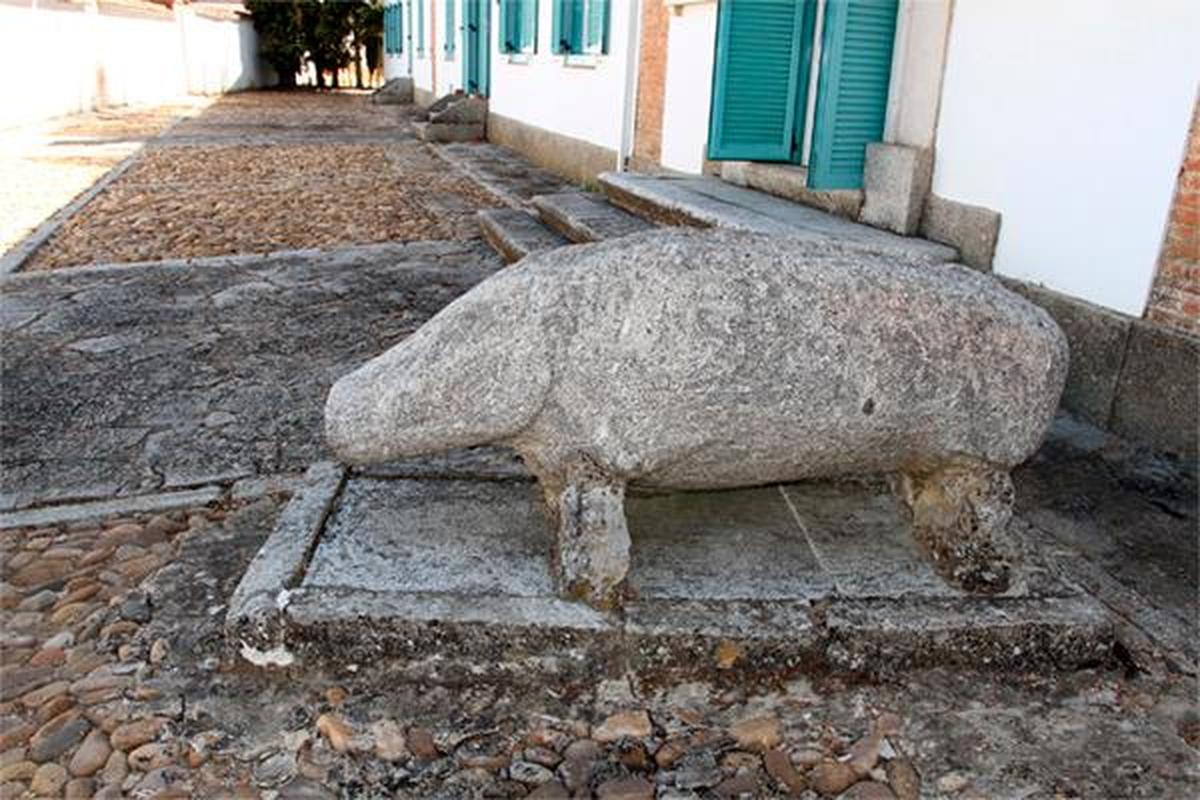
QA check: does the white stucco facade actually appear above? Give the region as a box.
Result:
[384,1,463,100]
[0,2,268,128]
[931,0,1200,315]
[488,0,635,156]
[659,0,717,174]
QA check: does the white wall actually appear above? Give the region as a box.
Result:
[0,3,267,129]
[489,0,635,155]
[659,0,716,174]
[932,0,1200,315]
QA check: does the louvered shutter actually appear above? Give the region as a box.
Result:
[808,0,898,189]
[521,0,538,53]
[708,0,813,162]
[445,0,456,56]
[585,0,609,54]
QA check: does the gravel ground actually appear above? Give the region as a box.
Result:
[0,498,1197,800]
[20,93,502,271]
[0,102,205,255]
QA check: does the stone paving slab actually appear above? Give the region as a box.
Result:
[531,191,656,243]
[599,171,959,265]
[0,241,502,511]
[228,460,1113,680]
[477,208,571,263]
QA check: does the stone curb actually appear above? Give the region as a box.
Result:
[429,143,528,211]
[0,239,483,282]
[0,486,224,530]
[0,151,142,277]
[227,472,1119,681]
[0,110,195,278]
[225,461,345,667]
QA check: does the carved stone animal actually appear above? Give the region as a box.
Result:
[325,230,1068,607]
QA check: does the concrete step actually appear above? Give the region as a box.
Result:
[530,191,655,243]
[413,121,485,143]
[598,171,958,265]
[477,208,570,263]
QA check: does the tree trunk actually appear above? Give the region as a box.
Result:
[355,45,363,89]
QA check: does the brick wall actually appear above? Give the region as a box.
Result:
[1145,99,1200,336]
[631,0,669,171]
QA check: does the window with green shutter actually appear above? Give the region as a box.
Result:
[499,0,538,55]
[552,0,608,56]
[385,5,394,54]
[808,0,898,189]
[444,0,456,58]
[708,0,816,162]
[416,0,425,55]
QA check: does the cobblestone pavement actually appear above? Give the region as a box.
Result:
[0,101,209,255]
[21,93,501,271]
[1,92,1197,799]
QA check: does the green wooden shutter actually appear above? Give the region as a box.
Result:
[445,0,456,56]
[521,0,538,53]
[417,0,425,55]
[808,0,898,189]
[500,0,521,53]
[553,0,583,54]
[708,0,815,162]
[585,0,608,54]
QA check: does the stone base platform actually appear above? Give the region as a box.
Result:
[226,451,1112,684]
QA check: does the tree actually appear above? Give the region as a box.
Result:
[350,1,384,89]
[247,1,373,89]
[245,0,305,89]
[301,0,356,89]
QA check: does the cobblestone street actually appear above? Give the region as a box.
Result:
[1,92,1197,799]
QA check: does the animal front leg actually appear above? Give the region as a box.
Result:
[552,461,630,609]
[899,464,1018,594]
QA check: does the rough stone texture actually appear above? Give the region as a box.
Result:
[598,172,957,264]
[531,192,655,243]
[477,209,571,263]
[0,241,500,511]
[1109,320,1200,459]
[414,121,486,143]
[371,77,414,104]
[719,161,864,220]
[488,111,619,185]
[429,95,488,125]
[1002,278,1132,427]
[227,462,1111,677]
[920,193,1002,272]
[434,142,573,208]
[860,144,934,236]
[327,229,1066,604]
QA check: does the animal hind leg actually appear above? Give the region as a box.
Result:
[898,463,1018,594]
[545,457,631,609]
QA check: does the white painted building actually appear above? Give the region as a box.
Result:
[0,0,270,128]
[378,0,1199,330]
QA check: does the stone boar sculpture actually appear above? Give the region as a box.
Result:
[326,230,1068,608]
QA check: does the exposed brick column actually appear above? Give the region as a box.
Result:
[631,0,670,171]
[1146,98,1200,336]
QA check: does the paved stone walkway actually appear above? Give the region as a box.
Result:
[1,241,498,510]
[0,91,1197,799]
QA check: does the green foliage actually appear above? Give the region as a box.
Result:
[245,0,305,88]
[247,0,383,89]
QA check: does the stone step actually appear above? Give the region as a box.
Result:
[413,121,485,143]
[530,191,655,243]
[477,209,570,263]
[598,171,958,265]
